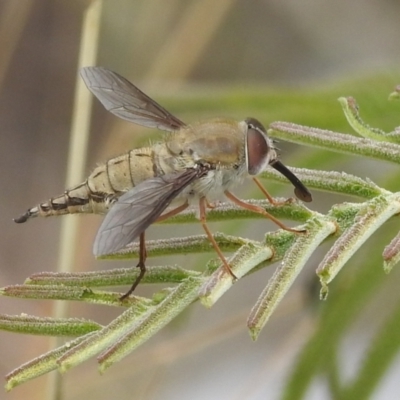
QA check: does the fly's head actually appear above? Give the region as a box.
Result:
[243,118,277,176]
[242,117,312,203]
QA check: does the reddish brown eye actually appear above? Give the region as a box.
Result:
[246,122,270,175]
[246,117,266,133]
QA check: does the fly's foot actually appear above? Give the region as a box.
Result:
[283,197,296,205]
[270,197,296,207]
[206,199,222,210]
[223,263,238,281]
[119,260,146,301]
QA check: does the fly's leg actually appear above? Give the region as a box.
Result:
[224,190,306,233]
[120,232,147,301]
[156,202,189,222]
[205,199,220,209]
[252,177,293,207]
[119,202,189,300]
[199,197,237,279]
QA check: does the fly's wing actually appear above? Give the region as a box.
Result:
[80,67,185,132]
[94,168,206,257]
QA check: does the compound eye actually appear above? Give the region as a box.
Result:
[246,117,266,133]
[246,126,271,175]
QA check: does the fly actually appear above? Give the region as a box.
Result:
[15,67,312,300]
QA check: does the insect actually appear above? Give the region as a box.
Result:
[15,67,312,299]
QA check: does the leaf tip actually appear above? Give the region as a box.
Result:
[383,261,393,274]
[319,283,329,300]
[98,361,110,375]
[57,361,71,374]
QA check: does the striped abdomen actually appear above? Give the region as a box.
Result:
[14,148,155,223]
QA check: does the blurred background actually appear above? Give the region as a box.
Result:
[1,1,400,399]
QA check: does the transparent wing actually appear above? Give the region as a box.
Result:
[80,67,186,132]
[93,168,206,257]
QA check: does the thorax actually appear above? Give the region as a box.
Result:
[154,118,249,202]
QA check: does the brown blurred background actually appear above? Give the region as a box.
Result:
[1,1,400,399]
